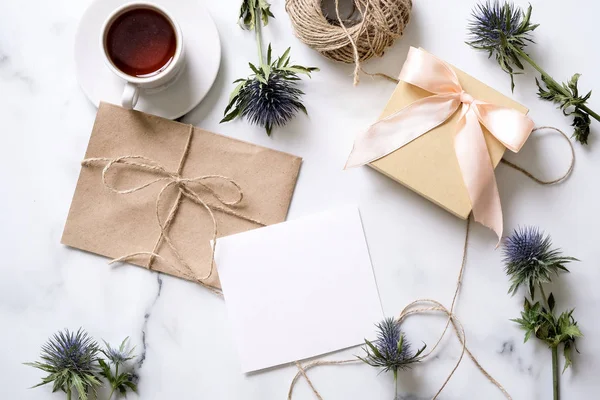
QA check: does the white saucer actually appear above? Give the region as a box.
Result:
[75,0,221,120]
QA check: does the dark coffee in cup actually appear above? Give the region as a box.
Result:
[105,7,177,78]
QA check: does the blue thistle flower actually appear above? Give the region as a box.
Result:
[25,329,102,399]
[503,227,577,297]
[359,318,426,380]
[101,337,135,365]
[375,317,412,363]
[222,44,318,136]
[467,1,538,91]
[237,72,306,135]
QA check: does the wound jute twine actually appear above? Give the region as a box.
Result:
[288,126,575,399]
[285,0,412,85]
[81,125,266,297]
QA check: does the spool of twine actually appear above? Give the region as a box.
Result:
[285,0,412,84]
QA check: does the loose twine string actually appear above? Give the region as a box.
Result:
[288,127,575,399]
[285,0,412,85]
[81,125,266,297]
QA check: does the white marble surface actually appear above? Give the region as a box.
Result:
[1,0,600,399]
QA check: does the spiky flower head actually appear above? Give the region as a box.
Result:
[222,45,318,136]
[101,337,135,366]
[25,329,102,399]
[503,227,577,297]
[358,318,426,380]
[467,1,538,91]
[237,73,305,135]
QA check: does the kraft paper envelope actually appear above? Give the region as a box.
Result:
[369,50,528,219]
[62,103,302,289]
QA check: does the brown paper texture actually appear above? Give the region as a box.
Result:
[62,103,302,288]
[370,50,528,219]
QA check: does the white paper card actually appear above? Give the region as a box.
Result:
[215,206,383,373]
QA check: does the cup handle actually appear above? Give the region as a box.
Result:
[121,82,139,109]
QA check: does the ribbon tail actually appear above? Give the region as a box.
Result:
[455,107,503,242]
[345,94,460,168]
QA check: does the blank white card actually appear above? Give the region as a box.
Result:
[215,206,383,373]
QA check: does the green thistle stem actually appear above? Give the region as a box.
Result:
[394,369,398,399]
[552,345,559,400]
[515,47,600,123]
[537,283,559,400]
[67,388,71,400]
[255,5,264,68]
[107,363,118,400]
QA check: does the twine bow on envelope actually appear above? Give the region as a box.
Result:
[345,47,534,240]
[82,125,265,293]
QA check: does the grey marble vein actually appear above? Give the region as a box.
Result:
[136,273,164,369]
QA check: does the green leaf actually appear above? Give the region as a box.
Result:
[548,292,555,312]
[256,73,267,84]
[261,63,271,79]
[98,359,114,382]
[124,379,138,393]
[267,43,272,65]
[397,334,404,354]
[364,339,383,359]
[220,108,241,123]
[562,324,583,339]
[568,73,581,97]
[523,298,532,311]
[277,48,291,69]
[261,6,270,26]
[519,4,533,32]
[229,80,246,103]
[72,375,87,400]
[563,342,573,372]
[413,343,427,358]
[248,62,261,75]
[298,103,308,115]
[30,373,58,389]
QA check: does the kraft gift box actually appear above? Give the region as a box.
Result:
[369,50,528,219]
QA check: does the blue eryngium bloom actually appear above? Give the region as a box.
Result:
[467,1,537,91]
[101,337,135,365]
[222,44,318,136]
[359,318,425,381]
[25,329,102,400]
[503,227,576,297]
[237,73,305,135]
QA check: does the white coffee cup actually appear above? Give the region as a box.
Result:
[100,2,185,109]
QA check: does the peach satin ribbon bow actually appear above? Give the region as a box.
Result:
[345,47,534,240]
